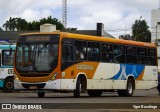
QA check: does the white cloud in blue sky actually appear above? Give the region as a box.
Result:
[0,0,159,37]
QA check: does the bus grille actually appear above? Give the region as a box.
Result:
[19,73,49,77]
[22,83,46,89]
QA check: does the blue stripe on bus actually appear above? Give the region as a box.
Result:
[0,79,4,87]
[0,45,16,49]
[110,64,145,80]
[0,66,13,68]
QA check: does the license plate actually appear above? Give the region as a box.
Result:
[29,86,37,89]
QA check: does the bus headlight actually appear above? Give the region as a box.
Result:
[50,72,58,81]
[14,74,19,81]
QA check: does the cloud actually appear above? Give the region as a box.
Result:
[0,0,159,37]
[67,0,159,37]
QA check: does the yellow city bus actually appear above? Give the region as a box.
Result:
[14,31,158,98]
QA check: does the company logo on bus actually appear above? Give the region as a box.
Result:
[77,64,94,70]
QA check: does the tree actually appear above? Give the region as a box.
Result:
[67,27,77,31]
[132,17,151,42]
[40,16,65,30]
[3,17,17,31]
[2,16,76,31]
[16,18,28,31]
[27,21,40,30]
[28,16,65,30]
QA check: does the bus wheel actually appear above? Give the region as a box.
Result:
[3,78,14,93]
[74,78,81,98]
[38,92,45,98]
[124,79,134,97]
[87,90,102,97]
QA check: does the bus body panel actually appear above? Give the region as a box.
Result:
[14,32,158,96]
[14,62,158,91]
[0,45,15,89]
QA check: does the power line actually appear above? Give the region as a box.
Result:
[104,26,158,32]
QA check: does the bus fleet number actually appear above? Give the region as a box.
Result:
[8,69,14,74]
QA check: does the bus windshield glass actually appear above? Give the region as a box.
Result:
[16,34,59,72]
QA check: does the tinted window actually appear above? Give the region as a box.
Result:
[101,43,113,62]
[88,42,100,61]
[126,46,137,64]
[75,41,87,60]
[2,50,15,66]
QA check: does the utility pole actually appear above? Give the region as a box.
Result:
[159,0,160,9]
[62,0,67,28]
[156,25,158,45]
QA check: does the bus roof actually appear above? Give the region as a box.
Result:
[19,31,156,48]
[63,32,156,48]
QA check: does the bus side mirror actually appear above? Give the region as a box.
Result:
[9,48,12,56]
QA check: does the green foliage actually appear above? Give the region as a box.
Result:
[3,17,17,31]
[2,16,74,31]
[67,27,77,31]
[16,18,28,31]
[27,16,65,30]
[3,17,28,31]
[132,17,151,42]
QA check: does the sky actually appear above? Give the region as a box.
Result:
[0,0,159,37]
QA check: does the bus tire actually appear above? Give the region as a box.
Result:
[87,90,102,97]
[38,92,45,98]
[3,78,14,93]
[124,79,134,97]
[74,78,81,98]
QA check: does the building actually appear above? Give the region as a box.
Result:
[0,23,114,42]
[151,9,160,42]
[151,9,160,72]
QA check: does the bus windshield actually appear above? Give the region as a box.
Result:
[16,42,58,72]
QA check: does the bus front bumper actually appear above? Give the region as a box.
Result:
[14,80,61,90]
[14,79,75,91]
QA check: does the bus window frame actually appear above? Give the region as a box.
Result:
[2,50,14,66]
[75,40,87,61]
[147,48,157,66]
[87,41,101,62]
[125,45,138,64]
[113,44,126,64]
[137,47,147,65]
[61,38,75,71]
[101,42,113,63]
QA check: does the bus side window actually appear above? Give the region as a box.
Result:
[101,43,113,62]
[114,45,125,63]
[138,47,147,64]
[62,45,73,64]
[87,42,100,61]
[75,40,86,60]
[2,50,15,66]
[126,46,137,64]
[148,48,156,65]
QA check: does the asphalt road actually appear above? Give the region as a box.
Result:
[0,88,160,112]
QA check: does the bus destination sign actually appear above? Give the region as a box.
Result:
[26,36,50,42]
